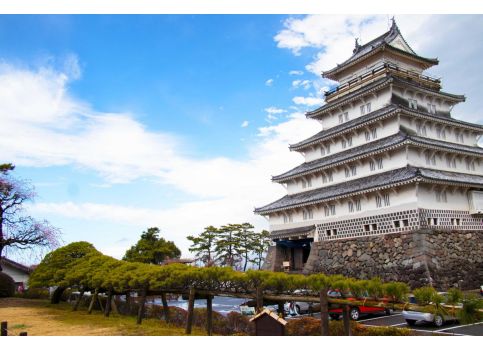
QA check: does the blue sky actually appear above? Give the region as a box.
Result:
[1,15,483,262]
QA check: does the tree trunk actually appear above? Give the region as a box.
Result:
[104,289,113,317]
[136,287,147,325]
[319,289,329,336]
[206,295,213,336]
[185,287,196,334]
[161,293,170,322]
[343,304,352,336]
[256,286,263,312]
[51,287,65,304]
[72,288,85,311]
[88,289,98,314]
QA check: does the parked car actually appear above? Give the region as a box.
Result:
[402,293,459,327]
[327,290,391,321]
[284,289,318,315]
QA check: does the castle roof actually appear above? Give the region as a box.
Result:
[306,75,465,119]
[291,104,483,152]
[274,131,483,183]
[254,166,483,215]
[322,19,438,81]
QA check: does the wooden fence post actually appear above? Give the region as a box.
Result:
[206,294,213,336]
[88,289,98,314]
[136,286,148,325]
[104,289,113,317]
[256,286,263,312]
[1,321,7,336]
[342,304,352,336]
[185,287,196,334]
[320,288,329,336]
[161,292,170,322]
[72,288,85,311]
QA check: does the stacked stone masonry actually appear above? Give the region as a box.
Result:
[303,230,483,289]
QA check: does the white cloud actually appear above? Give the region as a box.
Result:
[264,107,286,114]
[265,78,274,86]
[292,79,312,90]
[241,120,249,128]
[292,96,324,107]
[289,70,304,76]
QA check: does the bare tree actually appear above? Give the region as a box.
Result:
[0,163,61,270]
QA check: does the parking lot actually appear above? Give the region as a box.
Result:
[357,312,483,336]
[286,311,483,336]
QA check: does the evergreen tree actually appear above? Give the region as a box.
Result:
[186,226,218,266]
[234,223,256,271]
[251,230,271,270]
[215,224,242,268]
[123,227,180,265]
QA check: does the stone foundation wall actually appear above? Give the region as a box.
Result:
[301,230,483,289]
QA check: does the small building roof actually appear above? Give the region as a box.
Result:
[255,166,483,215]
[323,19,438,81]
[0,257,34,274]
[249,308,288,325]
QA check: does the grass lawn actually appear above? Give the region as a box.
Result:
[0,298,206,336]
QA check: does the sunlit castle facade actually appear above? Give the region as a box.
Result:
[255,20,483,287]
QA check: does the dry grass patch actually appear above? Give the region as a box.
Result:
[0,298,205,336]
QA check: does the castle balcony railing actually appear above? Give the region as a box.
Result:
[324,62,441,103]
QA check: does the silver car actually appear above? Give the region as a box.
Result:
[402,293,458,327]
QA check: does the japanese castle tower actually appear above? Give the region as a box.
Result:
[255,20,483,288]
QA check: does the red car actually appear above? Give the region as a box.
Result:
[327,290,391,321]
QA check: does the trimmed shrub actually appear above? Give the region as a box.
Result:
[226,312,254,335]
[15,287,50,299]
[0,272,16,297]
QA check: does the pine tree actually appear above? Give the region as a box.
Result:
[234,223,256,271]
[251,230,271,270]
[186,226,218,266]
[214,224,242,268]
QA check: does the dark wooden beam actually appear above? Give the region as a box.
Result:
[185,287,196,335]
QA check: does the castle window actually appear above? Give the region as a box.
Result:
[436,126,446,140]
[369,160,375,171]
[393,220,400,228]
[307,177,312,187]
[365,131,370,141]
[342,140,346,149]
[427,103,436,114]
[348,201,354,213]
[371,128,377,139]
[466,159,475,171]
[322,174,327,183]
[321,146,326,156]
[327,170,333,182]
[330,205,336,215]
[450,218,461,226]
[326,144,331,154]
[355,199,361,211]
[427,218,438,225]
[326,229,331,237]
[446,156,456,169]
[348,136,353,147]
[345,168,350,178]
[339,114,343,124]
[360,102,371,116]
[409,98,418,109]
[425,153,436,165]
[383,193,390,206]
[402,219,409,227]
[344,112,349,122]
[303,208,313,220]
[376,158,383,169]
[375,195,382,208]
[365,128,377,141]
[324,205,335,217]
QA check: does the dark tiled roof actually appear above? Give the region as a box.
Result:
[270,225,315,239]
[292,104,483,151]
[254,166,483,214]
[275,131,483,182]
[323,21,438,79]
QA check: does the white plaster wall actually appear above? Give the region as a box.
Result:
[270,184,418,231]
[417,184,470,211]
[304,116,400,163]
[400,116,482,147]
[407,147,483,175]
[317,88,392,132]
[288,147,407,195]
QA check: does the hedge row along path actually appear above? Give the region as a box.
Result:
[29,242,473,336]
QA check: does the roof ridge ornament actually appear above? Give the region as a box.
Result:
[353,38,361,54]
